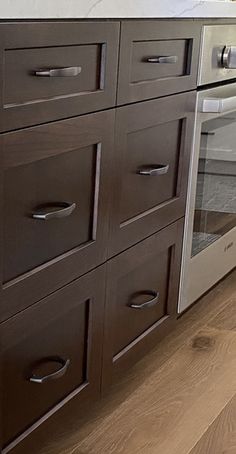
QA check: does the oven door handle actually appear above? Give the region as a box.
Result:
[201,96,236,114]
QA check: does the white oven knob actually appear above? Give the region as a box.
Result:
[222,46,236,69]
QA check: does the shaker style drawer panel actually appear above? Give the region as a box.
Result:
[0,21,119,131]
[109,91,196,257]
[1,266,105,449]
[117,21,200,104]
[103,219,184,389]
[130,40,189,84]
[0,110,114,321]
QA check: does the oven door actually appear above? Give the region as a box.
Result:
[179,82,236,313]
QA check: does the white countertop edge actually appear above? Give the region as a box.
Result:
[0,0,236,19]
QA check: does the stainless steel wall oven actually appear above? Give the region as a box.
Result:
[179,25,236,312]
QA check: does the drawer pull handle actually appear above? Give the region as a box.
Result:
[138,164,169,176]
[29,356,70,384]
[147,56,178,64]
[129,291,159,310]
[32,202,76,220]
[35,66,82,77]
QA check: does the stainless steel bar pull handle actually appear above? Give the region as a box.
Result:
[35,66,82,77]
[129,291,159,310]
[147,56,178,64]
[29,356,70,384]
[32,202,76,220]
[201,96,236,113]
[138,164,169,176]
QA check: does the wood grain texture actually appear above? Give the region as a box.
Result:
[209,297,236,331]
[102,219,183,390]
[108,90,196,258]
[2,265,106,451]
[190,394,236,454]
[72,326,236,454]
[8,269,236,454]
[0,21,120,132]
[117,20,200,105]
[0,109,115,321]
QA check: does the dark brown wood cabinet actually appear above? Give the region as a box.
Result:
[117,20,200,105]
[103,218,184,389]
[0,21,120,132]
[0,109,114,321]
[109,91,196,257]
[1,265,106,450]
[0,19,201,454]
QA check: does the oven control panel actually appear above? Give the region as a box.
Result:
[199,25,236,86]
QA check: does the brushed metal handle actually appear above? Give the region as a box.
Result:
[222,46,236,69]
[201,96,236,113]
[129,291,159,309]
[35,66,82,77]
[147,56,178,64]
[29,356,70,384]
[32,202,76,220]
[138,164,169,176]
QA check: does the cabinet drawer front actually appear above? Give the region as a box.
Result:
[112,246,170,356]
[118,21,200,104]
[0,110,114,320]
[131,39,188,84]
[1,266,105,449]
[0,22,119,131]
[103,219,184,389]
[109,91,196,257]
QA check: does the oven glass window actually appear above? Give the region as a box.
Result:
[192,113,236,257]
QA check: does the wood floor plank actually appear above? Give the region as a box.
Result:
[189,394,236,454]
[209,296,236,331]
[70,326,236,454]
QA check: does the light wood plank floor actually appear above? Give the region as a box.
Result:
[19,268,236,454]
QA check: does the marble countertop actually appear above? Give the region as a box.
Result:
[1,0,236,19]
